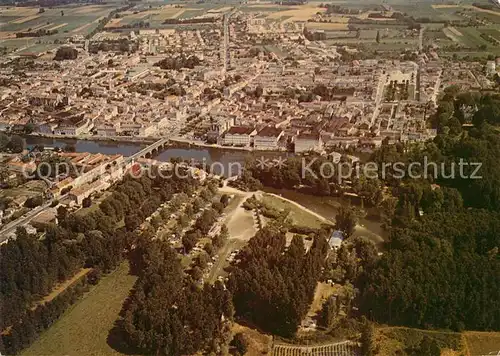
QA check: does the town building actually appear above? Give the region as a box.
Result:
[222,126,256,146]
[294,133,323,153]
[254,126,284,150]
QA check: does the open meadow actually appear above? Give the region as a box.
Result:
[22,262,137,356]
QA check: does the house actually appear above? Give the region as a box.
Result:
[29,94,68,108]
[31,210,57,226]
[36,122,58,135]
[207,116,235,142]
[222,126,256,146]
[54,118,93,136]
[68,180,110,205]
[96,124,119,137]
[253,126,284,150]
[294,133,323,153]
[6,159,37,175]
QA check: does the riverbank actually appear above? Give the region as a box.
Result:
[25,134,290,154]
[26,133,158,145]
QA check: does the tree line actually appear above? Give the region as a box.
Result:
[227,224,329,337]
[121,237,234,355]
[358,210,500,331]
[354,95,500,333]
[0,166,202,354]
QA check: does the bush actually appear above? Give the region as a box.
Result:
[54,46,78,61]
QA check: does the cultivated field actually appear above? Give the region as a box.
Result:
[22,262,138,356]
[0,4,122,41]
[267,4,326,22]
[305,22,350,30]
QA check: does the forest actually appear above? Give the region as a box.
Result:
[227,224,329,338]
[356,93,500,332]
[0,166,201,355]
[232,91,500,337]
[121,238,234,356]
[358,210,500,331]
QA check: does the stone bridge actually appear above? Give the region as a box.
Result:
[127,137,170,162]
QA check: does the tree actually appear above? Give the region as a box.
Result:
[230,333,248,356]
[54,47,77,61]
[0,132,9,151]
[318,296,338,330]
[360,316,374,356]
[182,231,199,253]
[376,30,380,43]
[413,336,441,356]
[23,123,35,134]
[7,135,24,153]
[204,241,214,256]
[220,194,230,207]
[191,266,203,281]
[254,86,263,98]
[334,206,357,238]
[82,197,92,208]
[125,214,141,231]
[24,195,43,208]
[87,268,101,285]
[56,205,68,223]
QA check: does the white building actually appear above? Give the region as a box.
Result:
[294,133,323,153]
[54,118,93,136]
[222,126,256,146]
[96,124,119,137]
[254,126,284,150]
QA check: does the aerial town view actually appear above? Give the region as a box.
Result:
[1,0,500,354]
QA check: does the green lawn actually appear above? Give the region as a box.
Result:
[261,194,328,229]
[23,262,138,356]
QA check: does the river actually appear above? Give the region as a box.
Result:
[24,136,292,177]
[25,136,386,241]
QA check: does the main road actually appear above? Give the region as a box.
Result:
[0,201,53,244]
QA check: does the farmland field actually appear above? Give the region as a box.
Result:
[22,262,138,356]
[374,327,465,355]
[0,4,122,42]
[305,22,349,30]
[481,28,500,41]
[267,4,326,22]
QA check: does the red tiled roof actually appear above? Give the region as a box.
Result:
[226,126,255,135]
[256,126,283,137]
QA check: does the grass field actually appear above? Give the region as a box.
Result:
[374,327,465,355]
[261,193,328,229]
[464,331,500,356]
[23,262,137,356]
[481,28,500,41]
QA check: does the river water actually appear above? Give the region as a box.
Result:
[24,136,292,176]
[25,136,386,240]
